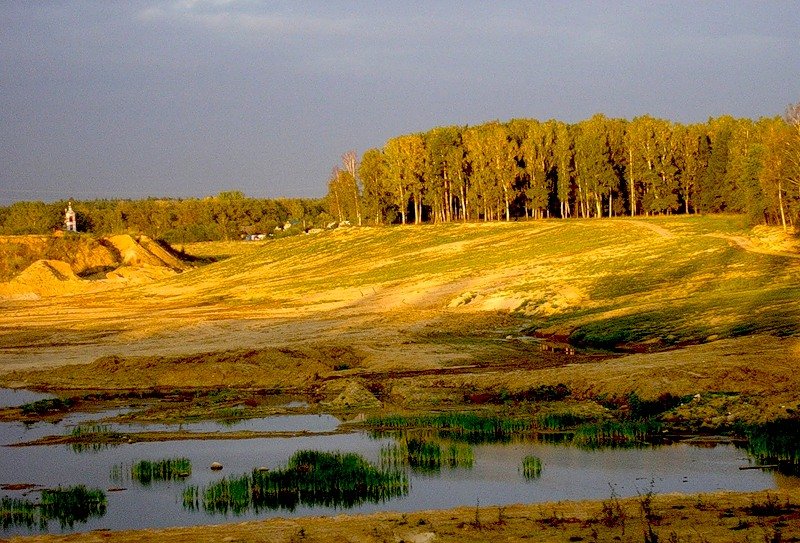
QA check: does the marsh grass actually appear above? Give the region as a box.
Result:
[743,419,800,474]
[111,458,192,486]
[571,420,662,449]
[0,497,37,530]
[521,455,542,480]
[68,424,124,453]
[183,450,408,515]
[0,486,107,530]
[20,398,74,416]
[40,486,107,529]
[381,437,474,472]
[368,412,663,449]
[368,413,534,443]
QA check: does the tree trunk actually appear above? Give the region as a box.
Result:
[629,148,636,216]
[399,184,406,225]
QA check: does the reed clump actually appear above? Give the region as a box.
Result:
[368,412,534,443]
[183,450,408,515]
[571,420,662,448]
[111,458,192,485]
[40,486,107,529]
[522,455,543,480]
[0,486,107,530]
[68,424,124,453]
[744,418,800,474]
[0,497,37,530]
[381,437,474,472]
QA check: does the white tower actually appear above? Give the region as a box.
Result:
[65,202,77,232]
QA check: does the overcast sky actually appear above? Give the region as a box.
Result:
[2,1,798,205]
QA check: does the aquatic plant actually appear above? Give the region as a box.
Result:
[40,485,107,529]
[536,411,595,430]
[0,497,37,530]
[184,450,408,515]
[381,437,473,472]
[68,424,123,453]
[744,418,800,474]
[0,486,107,531]
[521,455,542,480]
[368,412,534,443]
[20,397,74,416]
[571,420,662,449]
[111,458,192,485]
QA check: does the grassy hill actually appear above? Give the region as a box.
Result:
[1,215,799,423]
[169,214,800,349]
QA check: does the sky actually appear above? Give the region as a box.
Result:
[1,1,798,205]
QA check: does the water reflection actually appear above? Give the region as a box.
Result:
[0,486,106,531]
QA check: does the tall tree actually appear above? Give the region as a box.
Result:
[359,148,391,225]
[553,121,574,218]
[341,150,362,226]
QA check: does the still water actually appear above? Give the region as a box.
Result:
[0,406,789,536]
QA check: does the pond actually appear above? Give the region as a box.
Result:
[0,388,54,408]
[0,407,796,536]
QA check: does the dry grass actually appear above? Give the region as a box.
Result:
[6,489,800,543]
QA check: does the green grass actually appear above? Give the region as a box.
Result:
[522,455,543,480]
[742,419,800,474]
[570,420,663,449]
[0,486,107,530]
[20,397,74,416]
[368,412,535,443]
[0,497,37,530]
[111,458,192,486]
[161,215,800,351]
[68,424,124,453]
[381,437,474,472]
[183,450,409,515]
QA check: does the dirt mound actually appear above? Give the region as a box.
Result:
[0,259,84,298]
[106,235,176,268]
[0,234,193,298]
[324,380,382,410]
[5,346,344,389]
[137,236,190,271]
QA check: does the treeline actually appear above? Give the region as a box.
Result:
[327,106,800,228]
[0,192,326,242]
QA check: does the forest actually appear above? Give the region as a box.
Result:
[0,193,325,243]
[3,106,799,243]
[328,105,800,229]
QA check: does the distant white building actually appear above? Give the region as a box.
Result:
[64,202,77,232]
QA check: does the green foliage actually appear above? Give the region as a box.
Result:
[367,412,535,443]
[742,418,800,474]
[20,397,73,416]
[521,455,542,480]
[183,450,408,514]
[0,497,37,530]
[381,437,474,472]
[111,458,192,486]
[0,196,325,241]
[0,486,107,530]
[39,486,107,529]
[327,112,800,226]
[571,420,662,449]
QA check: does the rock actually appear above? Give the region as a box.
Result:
[210,462,223,471]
